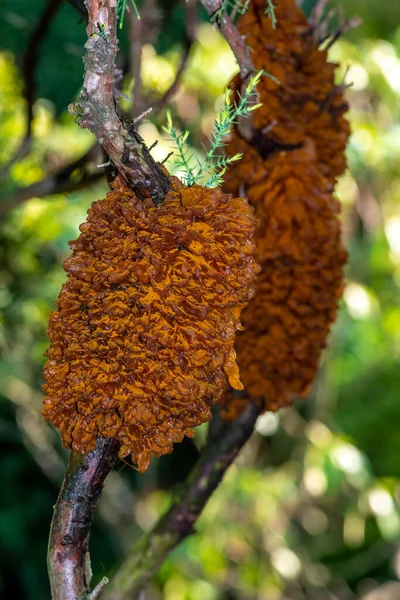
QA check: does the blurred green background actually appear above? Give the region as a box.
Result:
[1,0,400,598]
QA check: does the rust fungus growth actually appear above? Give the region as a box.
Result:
[223,0,350,190]
[43,176,259,471]
[220,143,347,419]
[219,0,349,420]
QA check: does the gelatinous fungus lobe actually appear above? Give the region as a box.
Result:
[219,0,349,420]
[43,176,259,471]
[223,0,350,191]
[230,146,347,414]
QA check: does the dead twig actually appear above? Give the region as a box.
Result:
[0,144,103,218]
[0,0,64,183]
[310,0,362,47]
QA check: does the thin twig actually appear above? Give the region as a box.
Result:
[310,0,329,28]
[69,0,170,204]
[0,144,102,218]
[0,0,64,183]
[322,17,363,50]
[198,0,256,144]
[129,0,179,116]
[67,0,88,19]
[199,0,253,78]
[102,403,260,600]
[128,6,143,116]
[88,577,110,600]
[310,0,362,47]
[152,0,197,111]
[48,438,120,600]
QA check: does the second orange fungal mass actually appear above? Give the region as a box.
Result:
[221,0,349,418]
[222,145,347,416]
[224,0,350,189]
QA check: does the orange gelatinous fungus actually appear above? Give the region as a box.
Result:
[219,0,350,420]
[220,142,347,420]
[43,176,259,471]
[224,0,350,189]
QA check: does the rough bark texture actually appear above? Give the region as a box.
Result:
[48,438,120,600]
[68,0,170,204]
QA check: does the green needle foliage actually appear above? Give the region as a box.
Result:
[200,0,276,27]
[213,0,251,22]
[116,0,140,28]
[265,0,277,28]
[163,116,198,186]
[163,71,263,188]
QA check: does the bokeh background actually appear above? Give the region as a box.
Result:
[1,0,400,598]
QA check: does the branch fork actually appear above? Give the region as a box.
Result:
[68,0,169,204]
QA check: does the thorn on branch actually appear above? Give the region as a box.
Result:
[148,141,158,152]
[133,107,153,124]
[161,151,174,165]
[88,576,109,599]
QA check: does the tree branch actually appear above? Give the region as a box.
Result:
[151,0,197,111]
[0,144,103,218]
[45,2,173,597]
[0,0,196,217]
[45,4,259,600]
[67,0,88,20]
[102,403,260,600]
[198,0,256,143]
[48,437,120,600]
[69,0,170,204]
[0,0,64,183]
[198,0,253,78]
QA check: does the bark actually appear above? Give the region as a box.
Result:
[48,438,120,600]
[68,0,170,204]
[199,0,254,78]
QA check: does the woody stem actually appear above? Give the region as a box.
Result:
[102,403,260,600]
[70,0,170,204]
[198,0,254,77]
[48,437,120,600]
